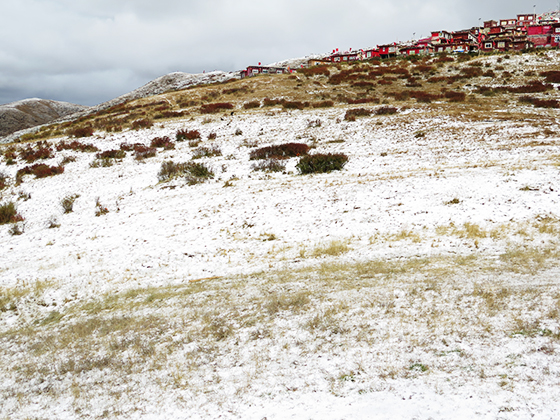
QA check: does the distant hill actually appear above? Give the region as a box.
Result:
[0,98,90,138]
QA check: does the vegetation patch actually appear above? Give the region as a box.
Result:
[158,160,214,184]
[176,129,201,141]
[56,140,99,153]
[150,136,175,150]
[250,143,310,160]
[200,103,234,114]
[0,201,23,224]
[16,164,64,180]
[192,146,222,159]
[251,159,286,173]
[296,153,348,174]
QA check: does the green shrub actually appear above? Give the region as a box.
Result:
[192,146,222,159]
[61,194,80,213]
[251,159,286,172]
[0,172,8,190]
[296,153,348,174]
[158,161,214,184]
[0,202,23,224]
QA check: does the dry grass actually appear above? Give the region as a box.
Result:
[2,244,560,416]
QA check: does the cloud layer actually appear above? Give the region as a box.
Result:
[0,0,554,105]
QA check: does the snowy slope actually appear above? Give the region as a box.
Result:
[1,52,560,419]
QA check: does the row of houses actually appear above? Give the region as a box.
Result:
[241,11,560,77]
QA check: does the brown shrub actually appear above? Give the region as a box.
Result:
[176,129,201,141]
[68,126,94,138]
[312,100,335,108]
[250,143,310,160]
[460,67,483,79]
[540,71,560,83]
[344,108,372,121]
[57,141,99,153]
[263,98,284,107]
[244,101,261,109]
[133,145,157,160]
[532,99,560,108]
[299,66,331,77]
[150,136,175,149]
[509,81,552,94]
[346,97,379,104]
[282,101,308,110]
[131,118,153,130]
[96,149,126,160]
[17,164,64,180]
[200,102,234,114]
[444,91,466,102]
[375,106,398,115]
[408,91,440,103]
[19,144,54,163]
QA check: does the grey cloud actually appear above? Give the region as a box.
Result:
[0,0,558,105]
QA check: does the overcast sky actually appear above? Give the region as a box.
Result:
[1,0,558,106]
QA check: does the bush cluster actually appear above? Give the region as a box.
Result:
[158,160,214,184]
[16,164,64,180]
[150,136,175,149]
[0,172,8,190]
[444,91,466,102]
[133,145,157,160]
[56,141,99,153]
[96,150,126,160]
[251,159,286,173]
[243,101,261,109]
[68,126,94,138]
[296,153,348,174]
[192,146,222,159]
[299,66,330,77]
[540,71,560,83]
[200,103,234,114]
[61,194,80,213]
[19,144,54,163]
[131,118,153,130]
[176,129,201,141]
[344,108,372,121]
[375,106,398,115]
[154,110,189,120]
[311,100,335,108]
[222,87,249,95]
[250,143,310,160]
[0,202,23,224]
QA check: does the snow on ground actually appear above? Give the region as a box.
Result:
[1,99,560,419]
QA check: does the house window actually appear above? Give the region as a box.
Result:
[497,41,505,48]
[343,56,348,61]
[277,70,283,74]
[556,28,560,33]
[485,42,493,48]
[366,51,372,58]
[334,57,340,62]
[252,69,259,74]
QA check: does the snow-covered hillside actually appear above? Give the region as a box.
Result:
[1,51,560,419]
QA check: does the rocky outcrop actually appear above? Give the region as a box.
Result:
[0,98,90,138]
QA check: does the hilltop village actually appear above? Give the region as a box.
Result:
[242,10,560,77]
